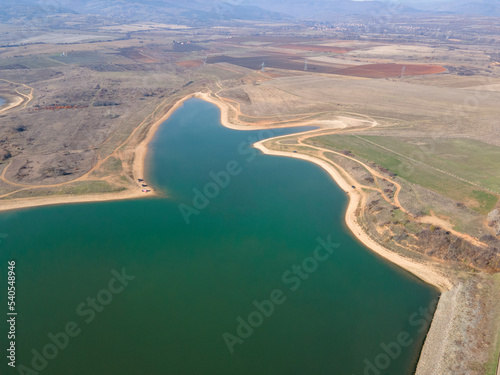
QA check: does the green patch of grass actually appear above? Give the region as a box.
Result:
[1,181,123,200]
[61,181,122,195]
[91,157,123,178]
[471,190,499,214]
[403,221,421,234]
[359,136,500,192]
[312,135,499,214]
[120,176,130,184]
[391,208,406,223]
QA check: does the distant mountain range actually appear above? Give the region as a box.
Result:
[242,0,421,19]
[242,0,500,19]
[1,0,288,23]
[1,0,500,23]
[0,0,75,22]
[407,0,500,17]
[71,0,288,21]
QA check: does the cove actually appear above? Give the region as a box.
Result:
[0,98,438,375]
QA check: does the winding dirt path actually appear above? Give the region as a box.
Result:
[289,123,409,213]
[282,128,486,248]
[0,79,33,113]
[0,92,176,194]
[0,85,492,250]
[0,85,321,193]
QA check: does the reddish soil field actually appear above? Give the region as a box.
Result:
[336,63,447,78]
[176,60,203,68]
[279,44,351,53]
[207,56,446,78]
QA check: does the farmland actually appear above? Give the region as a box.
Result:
[207,54,446,78]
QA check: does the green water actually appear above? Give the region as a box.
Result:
[0,98,438,375]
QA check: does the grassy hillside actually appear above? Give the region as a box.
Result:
[310,135,500,214]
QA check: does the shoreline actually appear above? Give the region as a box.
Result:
[195,92,327,130]
[0,189,147,213]
[0,94,23,115]
[174,94,497,375]
[0,90,493,373]
[253,140,454,292]
[0,90,459,291]
[132,93,196,182]
[0,90,315,214]
[0,91,455,290]
[196,92,276,130]
[0,93,198,214]
[252,138,467,375]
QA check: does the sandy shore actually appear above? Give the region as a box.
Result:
[132,93,196,181]
[0,90,320,214]
[196,92,285,130]
[195,92,326,130]
[0,89,460,294]
[0,90,460,293]
[1,90,495,373]
[0,93,197,214]
[0,95,23,115]
[252,138,500,375]
[0,189,146,213]
[253,140,454,292]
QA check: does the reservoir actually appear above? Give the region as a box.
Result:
[0,98,437,374]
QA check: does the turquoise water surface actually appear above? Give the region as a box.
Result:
[0,98,437,374]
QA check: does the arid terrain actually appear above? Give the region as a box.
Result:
[0,4,499,374]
